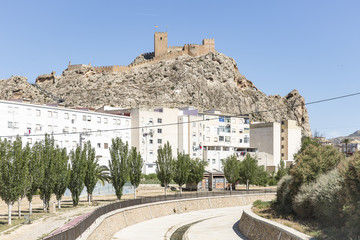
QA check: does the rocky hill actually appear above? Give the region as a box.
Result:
[330,130,360,144]
[0,52,311,136]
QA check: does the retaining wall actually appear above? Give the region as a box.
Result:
[238,209,314,240]
[83,193,275,240]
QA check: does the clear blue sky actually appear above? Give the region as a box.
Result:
[1,0,359,138]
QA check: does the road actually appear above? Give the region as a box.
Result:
[112,206,249,240]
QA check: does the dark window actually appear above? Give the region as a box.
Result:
[157,129,162,134]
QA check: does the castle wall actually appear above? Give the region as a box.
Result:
[91,35,215,73]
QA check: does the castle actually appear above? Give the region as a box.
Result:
[67,32,215,73]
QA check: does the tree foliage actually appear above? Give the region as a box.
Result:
[156,142,174,196]
[222,155,240,191]
[173,152,190,193]
[129,147,143,198]
[109,138,129,200]
[187,158,207,190]
[84,142,98,204]
[53,147,69,208]
[69,144,87,206]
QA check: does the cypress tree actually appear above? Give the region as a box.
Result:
[156,142,174,196]
[173,152,190,194]
[109,138,129,200]
[53,147,69,209]
[69,144,87,207]
[129,147,143,199]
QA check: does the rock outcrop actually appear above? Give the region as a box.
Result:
[0,52,311,136]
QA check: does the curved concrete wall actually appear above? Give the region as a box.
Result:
[80,193,275,240]
[238,209,314,240]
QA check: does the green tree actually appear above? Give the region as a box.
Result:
[0,137,28,224]
[129,147,143,199]
[156,142,174,196]
[38,134,56,212]
[17,142,30,219]
[239,154,258,191]
[84,142,98,204]
[109,138,129,200]
[275,159,287,181]
[26,141,44,216]
[222,155,240,192]
[69,144,87,207]
[187,158,207,191]
[342,138,351,157]
[173,152,190,194]
[53,148,69,209]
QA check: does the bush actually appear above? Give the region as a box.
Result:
[276,175,294,214]
[340,153,360,237]
[293,182,316,218]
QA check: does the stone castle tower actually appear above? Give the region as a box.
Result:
[154,32,168,57]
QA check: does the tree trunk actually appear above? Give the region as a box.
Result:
[90,193,93,203]
[134,186,136,199]
[8,204,12,225]
[88,193,91,205]
[230,183,232,192]
[165,184,167,196]
[246,179,249,192]
[18,198,22,219]
[58,199,61,209]
[43,199,47,212]
[180,185,182,195]
[29,201,32,216]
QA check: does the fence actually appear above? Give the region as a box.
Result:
[44,188,276,240]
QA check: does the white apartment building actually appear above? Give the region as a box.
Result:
[100,107,180,174]
[250,119,302,169]
[178,108,253,171]
[0,100,131,166]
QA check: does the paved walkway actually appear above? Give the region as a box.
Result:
[112,206,249,240]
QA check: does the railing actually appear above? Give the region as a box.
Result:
[44,188,276,240]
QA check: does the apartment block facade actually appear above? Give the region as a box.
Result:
[0,100,131,166]
[250,119,302,169]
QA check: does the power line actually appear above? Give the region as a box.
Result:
[1,91,360,138]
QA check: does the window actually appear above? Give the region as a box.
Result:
[281,137,284,141]
[281,145,284,149]
[148,164,153,168]
[206,137,210,142]
[7,122,13,128]
[212,159,216,164]
[281,129,284,133]
[223,147,230,151]
[12,122,19,129]
[64,113,69,119]
[149,139,153,144]
[36,110,41,117]
[97,117,101,123]
[282,153,285,157]
[125,120,129,126]
[116,119,121,125]
[232,128,236,133]
[157,118,162,123]
[244,136,250,143]
[72,114,76,120]
[149,118,153,124]
[149,150,153,155]
[158,139,162,144]
[193,122,196,127]
[244,118,250,124]
[97,143,101,148]
[72,127,77,132]
[104,143,109,149]
[48,111,52,117]
[192,132,196,137]
[27,138,32,144]
[239,129,243,134]
[83,115,87,121]
[36,124,42,131]
[281,121,285,125]
[26,108,32,116]
[63,127,69,133]
[208,159,210,163]
[219,136,224,142]
[104,118,108,124]
[54,112,58,118]
[206,127,210,132]
[48,125,53,132]
[87,116,91,122]
[239,139,243,143]
[157,129,162,134]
